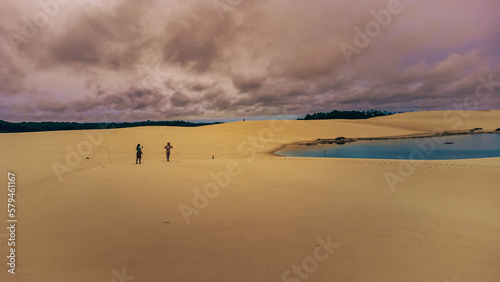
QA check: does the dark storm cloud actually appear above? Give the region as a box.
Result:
[0,49,25,94]
[29,88,167,117]
[203,89,233,111]
[335,55,500,111]
[1,0,500,122]
[170,92,191,107]
[188,82,209,92]
[74,88,168,112]
[272,40,347,81]
[40,1,154,70]
[232,75,264,93]
[160,2,259,74]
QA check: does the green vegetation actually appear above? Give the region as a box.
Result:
[298,110,398,120]
[0,120,221,133]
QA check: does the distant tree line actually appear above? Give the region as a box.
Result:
[298,110,398,120]
[0,120,221,133]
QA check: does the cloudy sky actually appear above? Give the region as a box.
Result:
[1,0,499,122]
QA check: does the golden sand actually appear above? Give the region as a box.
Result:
[0,111,499,281]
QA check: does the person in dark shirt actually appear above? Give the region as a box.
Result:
[164,142,173,162]
[136,144,143,164]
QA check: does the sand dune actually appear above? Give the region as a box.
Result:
[1,111,499,281]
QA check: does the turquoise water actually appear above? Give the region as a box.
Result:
[275,134,500,160]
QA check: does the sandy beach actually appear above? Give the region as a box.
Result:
[1,110,499,281]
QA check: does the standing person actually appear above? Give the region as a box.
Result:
[164,142,173,162]
[136,144,143,164]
